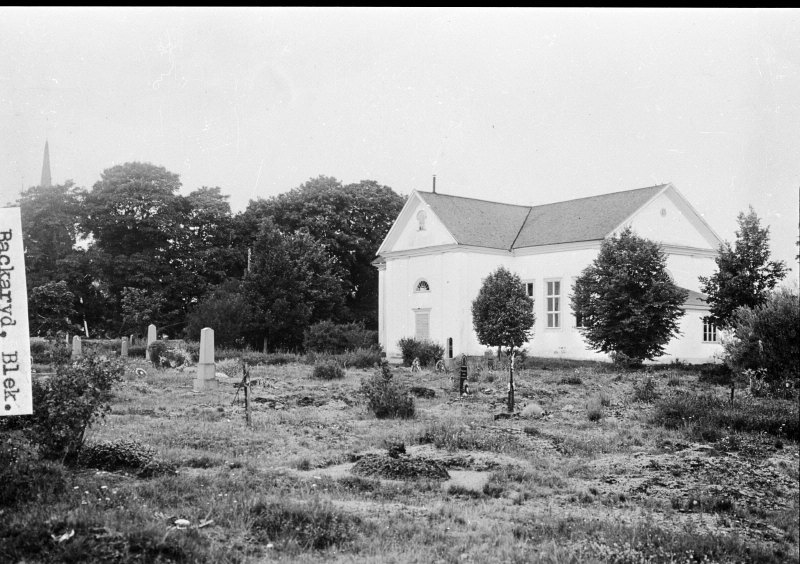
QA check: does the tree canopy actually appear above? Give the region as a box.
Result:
[699,207,787,328]
[243,176,405,327]
[471,266,535,353]
[571,227,687,365]
[19,165,402,344]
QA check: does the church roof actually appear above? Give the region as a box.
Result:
[417,184,668,250]
[415,191,531,249]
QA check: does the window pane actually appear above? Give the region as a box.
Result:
[554,313,559,328]
[554,281,560,294]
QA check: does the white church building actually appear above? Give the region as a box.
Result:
[374,183,724,364]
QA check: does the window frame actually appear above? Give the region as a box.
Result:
[414,308,431,341]
[702,317,717,343]
[545,278,562,329]
[414,279,430,293]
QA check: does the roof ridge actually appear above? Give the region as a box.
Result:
[528,184,668,209]
[416,190,532,210]
[418,184,668,210]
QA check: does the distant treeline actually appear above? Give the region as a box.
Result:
[21,163,405,350]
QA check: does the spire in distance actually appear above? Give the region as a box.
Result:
[41,140,52,187]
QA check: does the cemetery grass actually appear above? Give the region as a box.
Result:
[3,361,798,563]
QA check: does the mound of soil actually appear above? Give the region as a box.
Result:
[351,454,450,481]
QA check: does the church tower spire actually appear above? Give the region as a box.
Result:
[41,140,52,187]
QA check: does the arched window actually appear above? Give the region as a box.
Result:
[415,280,430,292]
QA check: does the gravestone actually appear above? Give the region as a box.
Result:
[145,324,157,361]
[130,334,136,347]
[194,327,216,392]
[121,337,128,358]
[72,336,82,359]
[459,354,468,394]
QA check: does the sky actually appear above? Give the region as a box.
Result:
[1,7,798,275]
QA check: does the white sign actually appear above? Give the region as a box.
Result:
[0,207,31,416]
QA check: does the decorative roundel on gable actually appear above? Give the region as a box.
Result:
[416,210,427,231]
[415,279,430,292]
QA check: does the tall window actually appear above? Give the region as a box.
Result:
[415,310,430,340]
[546,280,561,328]
[447,337,453,359]
[703,317,717,342]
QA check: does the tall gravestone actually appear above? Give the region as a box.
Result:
[72,336,82,359]
[194,327,216,392]
[130,334,136,347]
[145,324,157,361]
[121,337,128,358]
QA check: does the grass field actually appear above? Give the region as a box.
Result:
[2,358,798,563]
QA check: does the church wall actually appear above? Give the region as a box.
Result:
[381,246,722,364]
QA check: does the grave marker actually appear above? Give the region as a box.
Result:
[194,327,216,392]
[459,354,468,394]
[121,337,128,358]
[145,324,157,361]
[72,336,82,358]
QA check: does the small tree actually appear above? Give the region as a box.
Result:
[571,227,687,366]
[699,207,787,328]
[471,267,535,411]
[28,281,80,337]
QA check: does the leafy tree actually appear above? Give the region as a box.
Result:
[184,280,261,348]
[120,287,166,335]
[18,181,86,289]
[244,218,346,351]
[75,165,244,334]
[722,287,799,393]
[81,162,183,256]
[699,207,787,328]
[243,176,405,327]
[28,281,81,337]
[572,227,687,366]
[471,266,535,411]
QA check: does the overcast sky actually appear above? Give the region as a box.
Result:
[1,7,798,274]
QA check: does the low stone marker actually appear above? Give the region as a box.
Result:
[121,337,128,358]
[72,336,82,359]
[193,327,216,392]
[145,324,157,361]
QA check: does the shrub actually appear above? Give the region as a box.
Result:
[313,361,345,380]
[723,287,799,394]
[78,439,174,477]
[586,399,603,422]
[397,337,444,367]
[560,372,583,385]
[360,362,415,419]
[250,498,363,550]
[632,376,658,403]
[147,340,170,368]
[303,320,379,354]
[341,347,382,369]
[1,355,123,462]
[29,338,71,365]
[128,345,147,358]
[652,391,799,441]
